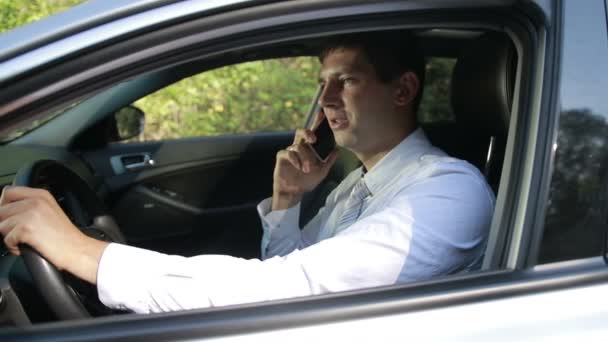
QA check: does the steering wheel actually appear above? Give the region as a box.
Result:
[13,160,126,320]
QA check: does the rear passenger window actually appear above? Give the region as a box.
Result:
[539,0,608,263]
[418,57,456,124]
[128,57,320,142]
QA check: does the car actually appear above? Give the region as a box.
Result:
[1,0,608,340]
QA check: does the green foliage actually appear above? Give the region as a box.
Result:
[418,58,456,123]
[134,58,320,140]
[134,56,455,141]
[0,0,85,33]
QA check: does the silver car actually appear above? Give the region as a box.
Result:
[0,0,607,340]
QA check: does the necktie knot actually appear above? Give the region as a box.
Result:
[349,178,370,203]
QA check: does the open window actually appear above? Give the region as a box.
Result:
[86,27,523,291]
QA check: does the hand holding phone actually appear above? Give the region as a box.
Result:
[271,107,337,210]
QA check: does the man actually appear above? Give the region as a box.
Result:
[0,32,494,313]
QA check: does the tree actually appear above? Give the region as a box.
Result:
[0,0,84,33]
[541,108,608,262]
[134,58,320,141]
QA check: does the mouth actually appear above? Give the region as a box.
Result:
[326,113,349,130]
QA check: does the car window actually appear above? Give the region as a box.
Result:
[538,0,608,263]
[0,100,82,143]
[418,57,456,124]
[125,57,320,142]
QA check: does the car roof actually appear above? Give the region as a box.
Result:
[0,0,255,83]
[0,0,174,62]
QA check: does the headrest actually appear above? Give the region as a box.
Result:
[451,32,517,136]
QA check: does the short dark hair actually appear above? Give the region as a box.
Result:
[319,31,426,113]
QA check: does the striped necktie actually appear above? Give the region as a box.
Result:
[335,178,370,232]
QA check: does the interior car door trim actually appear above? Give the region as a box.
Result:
[136,185,258,216]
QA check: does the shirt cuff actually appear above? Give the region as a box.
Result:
[257,197,302,259]
[257,197,301,230]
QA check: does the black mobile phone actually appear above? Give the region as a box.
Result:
[310,113,336,161]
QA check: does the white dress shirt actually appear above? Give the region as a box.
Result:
[97,128,494,313]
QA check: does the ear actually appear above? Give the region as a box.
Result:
[393,71,420,107]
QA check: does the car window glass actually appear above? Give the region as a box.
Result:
[418,57,456,124]
[539,0,608,263]
[0,100,83,143]
[125,57,320,142]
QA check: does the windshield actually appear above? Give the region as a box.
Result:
[0,1,87,143]
[0,101,81,143]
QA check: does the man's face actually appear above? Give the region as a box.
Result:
[318,47,405,156]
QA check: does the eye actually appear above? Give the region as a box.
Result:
[340,76,356,85]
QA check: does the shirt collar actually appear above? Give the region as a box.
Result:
[362,128,433,195]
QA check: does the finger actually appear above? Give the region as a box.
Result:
[294,128,316,144]
[0,215,27,255]
[4,233,22,256]
[1,186,56,209]
[0,185,11,206]
[1,186,38,204]
[0,187,60,224]
[320,148,340,172]
[0,199,31,221]
[278,149,303,171]
[310,109,326,130]
[17,186,62,214]
[4,236,21,256]
[291,143,320,173]
[0,213,13,236]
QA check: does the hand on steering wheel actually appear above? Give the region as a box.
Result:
[0,160,125,319]
[0,186,98,273]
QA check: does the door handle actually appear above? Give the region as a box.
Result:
[124,154,155,170]
[110,153,155,174]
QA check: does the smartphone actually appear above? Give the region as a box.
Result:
[310,113,336,161]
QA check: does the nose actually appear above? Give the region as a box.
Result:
[318,79,342,108]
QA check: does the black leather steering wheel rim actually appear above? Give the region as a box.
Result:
[13,160,123,320]
[21,246,89,319]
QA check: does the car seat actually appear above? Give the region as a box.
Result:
[425,31,516,193]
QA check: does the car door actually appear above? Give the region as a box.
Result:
[80,56,320,258]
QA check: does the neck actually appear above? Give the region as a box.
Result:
[357,126,416,171]
[358,151,390,172]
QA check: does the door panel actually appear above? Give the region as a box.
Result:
[83,132,293,258]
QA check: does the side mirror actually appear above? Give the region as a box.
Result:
[112,105,145,141]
